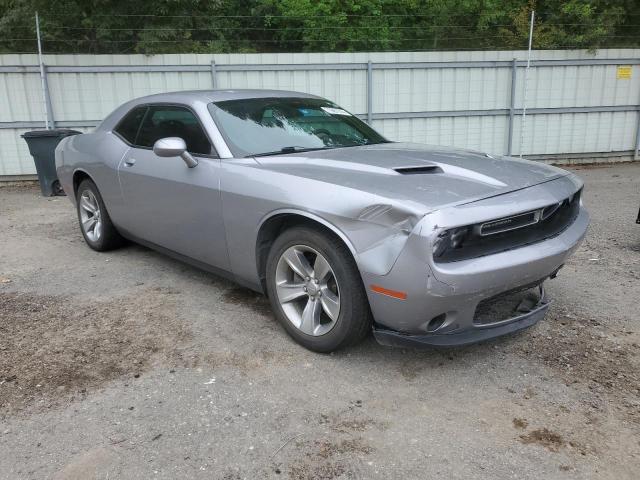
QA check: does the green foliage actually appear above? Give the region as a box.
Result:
[0,0,637,54]
[498,0,627,50]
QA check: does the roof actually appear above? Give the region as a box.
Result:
[97,89,325,131]
[132,89,322,103]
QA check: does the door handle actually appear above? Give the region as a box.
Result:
[124,158,136,167]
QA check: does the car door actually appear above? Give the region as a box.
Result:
[116,104,229,270]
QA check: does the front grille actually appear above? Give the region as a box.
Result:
[480,210,539,236]
[435,188,582,263]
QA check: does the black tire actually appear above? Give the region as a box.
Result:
[76,178,124,251]
[265,226,372,352]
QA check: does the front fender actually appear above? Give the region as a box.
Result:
[257,208,359,259]
[257,206,426,277]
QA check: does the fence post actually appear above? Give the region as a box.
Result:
[507,58,517,156]
[210,60,217,89]
[634,111,640,160]
[519,10,535,158]
[42,64,55,129]
[35,12,54,129]
[366,60,373,124]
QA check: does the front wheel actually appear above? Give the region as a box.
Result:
[265,226,371,352]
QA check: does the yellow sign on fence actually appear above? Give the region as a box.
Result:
[617,65,632,79]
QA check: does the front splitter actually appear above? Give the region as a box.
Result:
[373,299,550,348]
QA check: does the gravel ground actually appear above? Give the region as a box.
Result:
[0,162,638,480]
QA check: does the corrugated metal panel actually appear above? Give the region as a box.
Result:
[0,126,93,176]
[0,129,33,176]
[515,64,640,108]
[374,116,508,153]
[373,66,512,113]
[513,111,638,155]
[1,49,639,176]
[0,73,45,123]
[47,71,214,121]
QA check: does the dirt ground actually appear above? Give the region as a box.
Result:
[0,162,639,479]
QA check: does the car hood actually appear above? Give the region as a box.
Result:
[252,142,571,212]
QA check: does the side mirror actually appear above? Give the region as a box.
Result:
[153,137,198,168]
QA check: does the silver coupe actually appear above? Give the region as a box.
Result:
[55,90,589,352]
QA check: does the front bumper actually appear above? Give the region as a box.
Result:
[360,180,589,348]
[373,286,549,347]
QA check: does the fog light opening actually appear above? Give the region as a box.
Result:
[426,313,447,333]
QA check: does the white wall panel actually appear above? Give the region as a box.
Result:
[0,126,93,176]
[516,64,640,109]
[512,111,638,155]
[0,73,44,122]
[1,49,639,176]
[375,115,508,153]
[374,66,512,113]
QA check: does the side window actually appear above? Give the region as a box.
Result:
[136,105,213,156]
[114,106,147,144]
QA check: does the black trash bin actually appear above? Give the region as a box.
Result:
[21,129,81,196]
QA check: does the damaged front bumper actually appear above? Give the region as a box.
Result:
[358,175,589,349]
[373,285,549,348]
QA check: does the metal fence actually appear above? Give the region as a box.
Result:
[1,49,639,178]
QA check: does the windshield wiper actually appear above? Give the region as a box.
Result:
[248,146,333,157]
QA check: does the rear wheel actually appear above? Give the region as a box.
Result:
[76,178,123,251]
[265,226,371,352]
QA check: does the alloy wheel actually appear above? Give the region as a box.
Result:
[275,245,341,336]
[79,189,102,242]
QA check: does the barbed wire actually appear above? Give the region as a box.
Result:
[2,12,637,54]
[7,25,522,31]
[2,36,533,44]
[3,33,637,42]
[35,12,640,18]
[3,43,638,51]
[4,46,640,55]
[7,23,640,32]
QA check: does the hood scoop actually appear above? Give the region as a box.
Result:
[394,165,443,175]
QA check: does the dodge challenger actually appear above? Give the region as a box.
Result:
[55,90,589,352]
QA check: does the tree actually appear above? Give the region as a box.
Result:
[498,0,627,50]
[0,0,637,54]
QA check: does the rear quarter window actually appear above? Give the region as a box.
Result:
[114,106,147,144]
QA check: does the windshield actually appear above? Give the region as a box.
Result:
[208,97,388,157]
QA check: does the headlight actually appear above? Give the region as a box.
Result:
[432,226,470,258]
